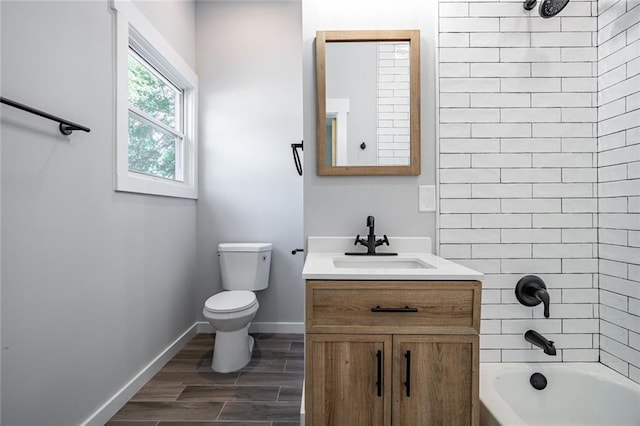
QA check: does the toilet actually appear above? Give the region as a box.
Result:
[202,242,272,373]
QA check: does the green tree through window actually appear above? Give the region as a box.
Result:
[127,50,182,180]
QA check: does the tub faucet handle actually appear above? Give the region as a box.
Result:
[535,288,550,318]
[515,275,551,318]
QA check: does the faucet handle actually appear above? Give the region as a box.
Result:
[374,235,390,248]
[354,235,361,245]
[515,275,551,318]
[535,288,550,318]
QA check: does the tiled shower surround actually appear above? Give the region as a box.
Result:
[438,0,600,364]
[437,0,639,384]
[597,0,640,383]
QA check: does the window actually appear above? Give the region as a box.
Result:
[128,49,183,180]
[113,0,198,198]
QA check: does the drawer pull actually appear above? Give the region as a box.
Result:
[404,350,411,397]
[376,350,382,397]
[371,305,418,313]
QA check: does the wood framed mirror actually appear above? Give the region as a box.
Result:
[316,30,420,176]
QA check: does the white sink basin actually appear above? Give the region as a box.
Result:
[333,257,435,269]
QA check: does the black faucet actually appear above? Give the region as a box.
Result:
[525,330,557,356]
[345,216,397,256]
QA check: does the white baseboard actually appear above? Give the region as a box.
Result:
[196,320,304,335]
[250,321,304,334]
[81,323,199,426]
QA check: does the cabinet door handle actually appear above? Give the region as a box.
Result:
[404,350,411,397]
[376,350,382,397]
[371,306,418,313]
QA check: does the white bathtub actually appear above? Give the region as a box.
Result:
[480,363,640,426]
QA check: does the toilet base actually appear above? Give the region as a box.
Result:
[211,324,255,373]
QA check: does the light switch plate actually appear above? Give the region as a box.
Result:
[418,185,436,212]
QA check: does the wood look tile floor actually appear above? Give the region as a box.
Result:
[107,333,303,426]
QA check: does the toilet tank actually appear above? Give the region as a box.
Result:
[218,243,272,291]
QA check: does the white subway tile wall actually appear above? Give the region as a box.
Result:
[378,42,411,165]
[438,0,600,365]
[597,0,640,384]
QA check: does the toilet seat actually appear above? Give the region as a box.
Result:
[204,290,257,314]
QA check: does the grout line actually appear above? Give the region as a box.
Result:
[173,385,187,402]
[216,401,226,421]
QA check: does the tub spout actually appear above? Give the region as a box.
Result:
[525,329,556,356]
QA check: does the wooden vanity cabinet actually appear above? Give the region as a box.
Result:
[305,280,481,426]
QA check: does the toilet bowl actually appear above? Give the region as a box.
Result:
[203,290,259,373]
[203,243,272,373]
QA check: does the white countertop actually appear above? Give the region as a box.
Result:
[302,237,483,281]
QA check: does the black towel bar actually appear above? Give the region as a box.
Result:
[1,96,91,135]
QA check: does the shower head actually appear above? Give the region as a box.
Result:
[523,0,570,18]
[539,0,570,18]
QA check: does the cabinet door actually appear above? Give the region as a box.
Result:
[392,335,478,426]
[306,334,392,426]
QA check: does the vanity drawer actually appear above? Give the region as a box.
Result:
[306,280,481,335]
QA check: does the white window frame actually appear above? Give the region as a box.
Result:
[112,0,198,199]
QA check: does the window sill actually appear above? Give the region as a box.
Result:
[116,172,197,199]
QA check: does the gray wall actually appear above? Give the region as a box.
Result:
[0,2,3,420]
[132,0,196,70]
[195,1,304,326]
[0,1,197,424]
[302,0,438,242]
[326,42,378,165]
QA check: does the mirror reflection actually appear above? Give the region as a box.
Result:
[316,30,420,176]
[326,41,410,167]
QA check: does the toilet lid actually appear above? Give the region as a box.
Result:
[204,291,257,314]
